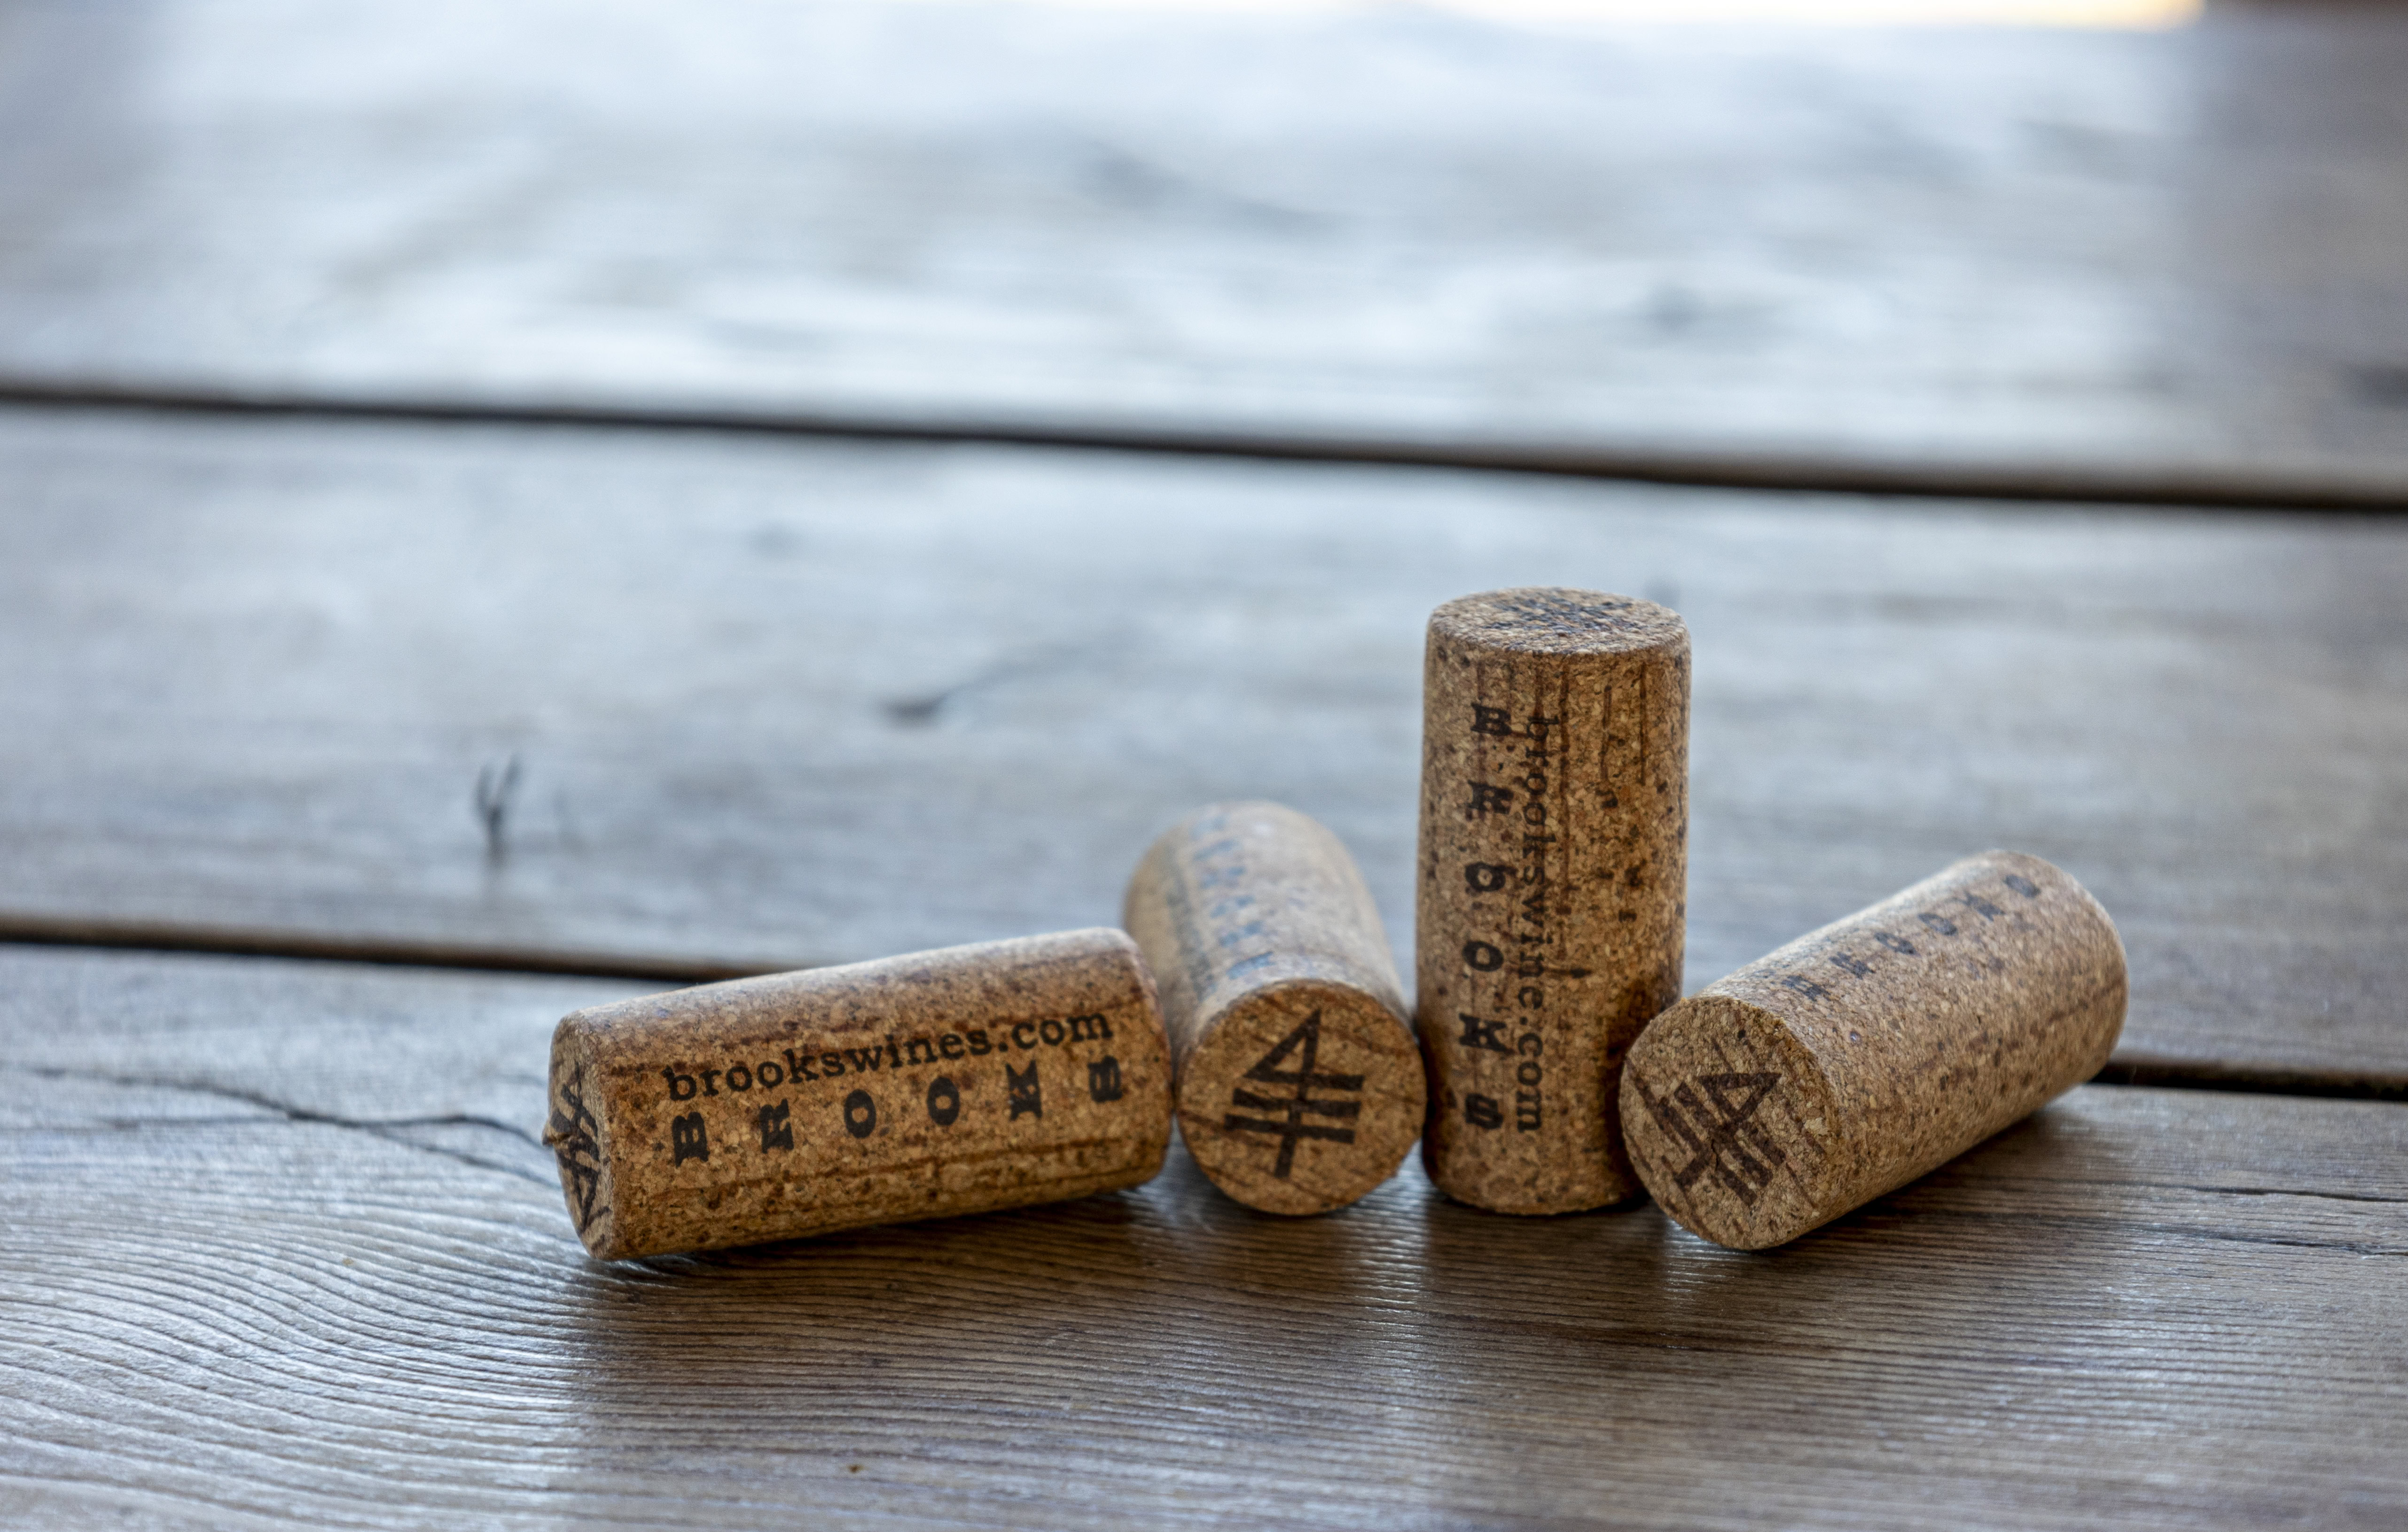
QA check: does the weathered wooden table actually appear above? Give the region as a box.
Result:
[3,2,2404,1527]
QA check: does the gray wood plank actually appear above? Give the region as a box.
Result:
[0,404,2403,1088]
[2,943,2404,1530]
[2,0,2407,497]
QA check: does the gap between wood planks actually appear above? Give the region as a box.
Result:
[3,916,2399,1105]
[4,377,2407,515]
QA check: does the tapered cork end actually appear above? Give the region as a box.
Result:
[1174,980,1424,1217]
[1417,588,1689,1216]
[1623,850,2126,1250]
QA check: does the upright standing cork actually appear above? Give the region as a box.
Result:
[1123,801,1425,1215]
[543,928,1173,1260]
[1621,850,2126,1250]
[1418,588,1690,1215]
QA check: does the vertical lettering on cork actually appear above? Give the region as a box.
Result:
[1782,870,2057,1009]
[1514,1029,1543,1131]
[1159,812,1286,1004]
[843,1090,877,1139]
[1632,1073,1786,1206]
[1007,1061,1043,1121]
[1222,1011,1365,1178]
[926,1075,961,1126]
[1468,783,1515,817]
[632,1005,1125,1196]
[671,1111,710,1165]
[1457,1013,1509,1054]
[1454,697,1570,1147]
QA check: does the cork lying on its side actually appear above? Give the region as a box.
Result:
[1418,588,1690,1215]
[1124,801,1424,1215]
[543,929,1173,1260]
[1621,850,2127,1251]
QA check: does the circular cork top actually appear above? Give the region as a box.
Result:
[1176,980,1425,1217]
[1619,994,1842,1250]
[1428,588,1684,655]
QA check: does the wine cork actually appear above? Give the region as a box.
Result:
[1123,801,1425,1216]
[1621,850,2127,1250]
[1417,588,1690,1215]
[542,928,1173,1260]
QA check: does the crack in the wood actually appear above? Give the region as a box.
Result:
[2188,1231,2408,1257]
[1970,1173,2408,1208]
[2006,1208,2404,1258]
[881,639,1104,726]
[2160,1183,2406,1208]
[7,377,2405,513]
[24,1066,554,1186]
[474,752,524,864]
[1868,1202,2408,1258]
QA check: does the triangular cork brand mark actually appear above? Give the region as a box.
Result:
[1222,1011,1365,1179]
[1634,1071,1787,1207]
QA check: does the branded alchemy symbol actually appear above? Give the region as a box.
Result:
[1224,1011,1364,1178]
[546,1065,604,1232]
[1633,1072,1786,1207]
[1007,1061,1043,1121]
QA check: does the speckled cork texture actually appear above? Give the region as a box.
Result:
[1621,850,2126,1250]
[1124,801,1425,1215]
[542,928,1173,1260]
[1417,588,1690,1215]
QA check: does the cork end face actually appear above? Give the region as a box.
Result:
[1621,996,1843,1249]
[1428,588,1687,657]
[543,1013,621,1259]
[1177,982,1425,1216]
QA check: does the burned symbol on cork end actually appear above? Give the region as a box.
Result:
[544,1064,606,1234]
[1223,1011,1364,1179]
[1632,1072,1787,1207]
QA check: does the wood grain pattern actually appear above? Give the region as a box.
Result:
[3,943,2404,1529]
[2,405,2404,1089]
[1,0,2407,495]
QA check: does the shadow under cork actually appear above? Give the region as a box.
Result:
[538,1140,1459,1514]
[527,1097,2371,1523]
[548,1137,1420,1395]
[546,1107,2134,1395]
[1613,1104,2170,1355]
[1397,1102,2172,1348]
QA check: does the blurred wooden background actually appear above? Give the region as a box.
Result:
[5,0,2408,499]
[0,0,2402,1526]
